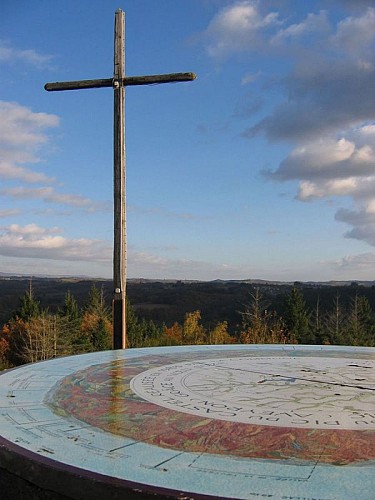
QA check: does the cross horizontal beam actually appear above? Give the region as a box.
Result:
[44,78,113,92]
[45,72,196,92]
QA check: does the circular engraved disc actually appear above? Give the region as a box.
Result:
[130,356,374,430]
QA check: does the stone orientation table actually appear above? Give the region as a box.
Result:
[0,344,374,499]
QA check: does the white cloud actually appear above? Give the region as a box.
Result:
[0,223,111,262]
[335,206,375,246]
[270,138,354,180]
[331,7,375,56]
[365,199,375,214]
[333,251,375,274]
[240,71,260,85]
[202,1,280,58]
[298,177,360,200]
[0,208,21,218]
[0,186,107,212]
[245,57,375,142]
[269,127,375,183]
[201,3,375,253]
[202,4,375,144]
[236,6,375,143]
[264,114,375,244]
[271,11,329,46]
[0,101,109,213]
[32,208,74,217]
[0,42,53,68]
[0,101,58,147]
[279,124,375,247]
[0,161,55,184]
[202,5,330,59]
[0,101,58,184]
[6,223,60,236]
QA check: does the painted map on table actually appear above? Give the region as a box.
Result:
[48,348,375,465]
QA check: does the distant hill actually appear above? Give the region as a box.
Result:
[1,272,375,287]
[1,275,374,333]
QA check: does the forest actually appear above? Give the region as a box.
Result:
[0,277,374,369]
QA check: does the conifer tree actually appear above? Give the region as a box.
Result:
[126,299,163,347]
[324,293,346,344]
[60,290,79,321]
[284,287,312,344]
[91,317,111,351]
[346,294,374,346]
[16,281,40,321]
[58,290,81,355]
[80,284,111,352]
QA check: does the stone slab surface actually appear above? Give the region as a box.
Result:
[0,345,374,499]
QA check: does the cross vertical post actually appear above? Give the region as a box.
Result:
[113,10,126,349]
[44,10,196,350]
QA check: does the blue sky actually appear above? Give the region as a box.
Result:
[1,0,375,281]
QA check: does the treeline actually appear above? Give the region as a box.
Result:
[1,285,112,368]
[249,287,375,346]
[0,284,374,369]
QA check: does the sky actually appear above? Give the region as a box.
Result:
[1,0,375,282]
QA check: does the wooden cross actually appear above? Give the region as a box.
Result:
[45,9,196,350]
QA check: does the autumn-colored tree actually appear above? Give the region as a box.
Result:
[2,318,28,366]
[80,311,112,351]
[209,321,235,344]
[4,312,70,365]
[240,315,295,344]
[0,328,10,369]
[21,313,61,362]
[239,288,295,344]
[240,288,267,332]
[163,311,236,346]
[163,311,207,345]
[163,322,183,345]
[182,310,206,344]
